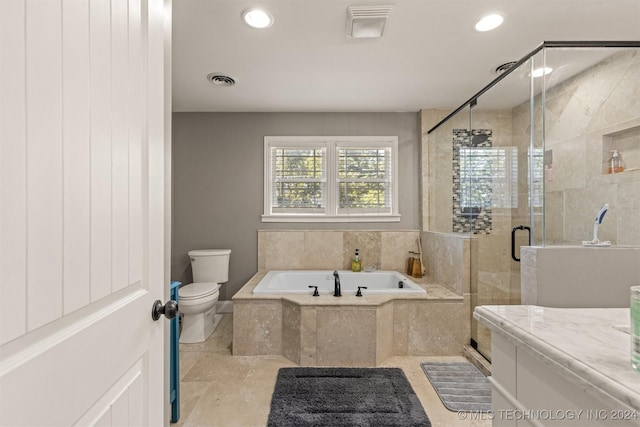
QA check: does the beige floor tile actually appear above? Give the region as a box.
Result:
[182,351,253,383]
[179,315,233,354]
[175,314,491,427]
[179,351,205,381]
[173,382,211,427]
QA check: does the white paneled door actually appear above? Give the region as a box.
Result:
[0,0,171,425]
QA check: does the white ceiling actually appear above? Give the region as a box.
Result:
[172,0,640,113]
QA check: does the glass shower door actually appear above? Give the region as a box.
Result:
[432,42,640,361]
[468,54,544,360]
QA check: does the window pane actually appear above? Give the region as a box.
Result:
[338,182,389,208]
[338,148,387,179]
[274,148,324,179]
[271,146,326,212]
[264,137,398,220]
[337,146,391,211]
[274,181,325,209]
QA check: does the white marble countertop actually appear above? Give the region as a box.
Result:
[474,305,640,412]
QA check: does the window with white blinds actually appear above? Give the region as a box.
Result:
[459,146,518,209]
[263,136,399,222]
[337,146,392,215]
[270,146,326,214]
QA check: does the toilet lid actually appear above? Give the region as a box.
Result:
[179,282,220,300]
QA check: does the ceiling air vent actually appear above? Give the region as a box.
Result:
[494,61,518,74]
[207,73,236,87]
[346,5,393,39]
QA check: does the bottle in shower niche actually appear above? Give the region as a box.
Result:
[351,249,361,272]
[607,150,625,174]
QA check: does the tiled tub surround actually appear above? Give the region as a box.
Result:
[253,270,426,294]
[420,231,507,358]
[232,272,467,366]
[258,230,424,272]
[421,231,474,296]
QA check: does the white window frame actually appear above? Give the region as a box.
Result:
[263,136,400,222]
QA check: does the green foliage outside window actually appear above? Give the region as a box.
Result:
[338,148,388,209]
[273,147,390,210]
[273,148,324,209]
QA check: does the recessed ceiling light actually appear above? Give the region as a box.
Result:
[475,14,504,32]
[531,67,553,78]
[242,8,274,29]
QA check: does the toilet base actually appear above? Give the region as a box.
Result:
[179,309,223,344]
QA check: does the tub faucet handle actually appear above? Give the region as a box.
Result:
[308,285,319,297]
[356,286,368,297]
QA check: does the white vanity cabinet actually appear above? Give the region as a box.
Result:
[475,306,640,427]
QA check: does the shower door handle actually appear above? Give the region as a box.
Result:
[511,225,531,262]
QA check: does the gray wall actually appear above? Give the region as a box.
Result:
[172,112,421,299]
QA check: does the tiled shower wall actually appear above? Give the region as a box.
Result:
[518,49,640,246]
[258,230,422,272]
[451,129,493,234]
[422,49,640,247]
[420,231,473,296]
[421,108,522,305]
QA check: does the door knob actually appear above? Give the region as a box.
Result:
[152,299,179,321]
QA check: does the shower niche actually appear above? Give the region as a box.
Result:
[601,125,640,175]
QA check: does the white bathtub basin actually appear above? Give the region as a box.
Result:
[252,270,426,295]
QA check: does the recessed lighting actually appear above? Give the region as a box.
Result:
[475,14,504,32]
[531,67,553,78]
[242,8,274,29]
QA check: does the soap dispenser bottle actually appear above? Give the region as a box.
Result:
[607,150,625,174]
[351,249,361,272]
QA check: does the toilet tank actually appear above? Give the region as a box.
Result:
[188,249,231,284]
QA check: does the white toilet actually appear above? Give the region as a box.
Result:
[179,249,231,343]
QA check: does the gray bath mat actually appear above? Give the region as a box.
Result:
[267,367,431,426]
[420,362,491,412]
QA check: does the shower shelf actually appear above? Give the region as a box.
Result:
[601,125,640,175]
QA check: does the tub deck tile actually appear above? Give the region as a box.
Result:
[232,271,468,365]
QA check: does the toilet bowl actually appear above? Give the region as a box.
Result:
[178,249,231,344]
[179,282,221,343]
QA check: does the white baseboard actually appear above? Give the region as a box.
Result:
[217,300,234,314]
